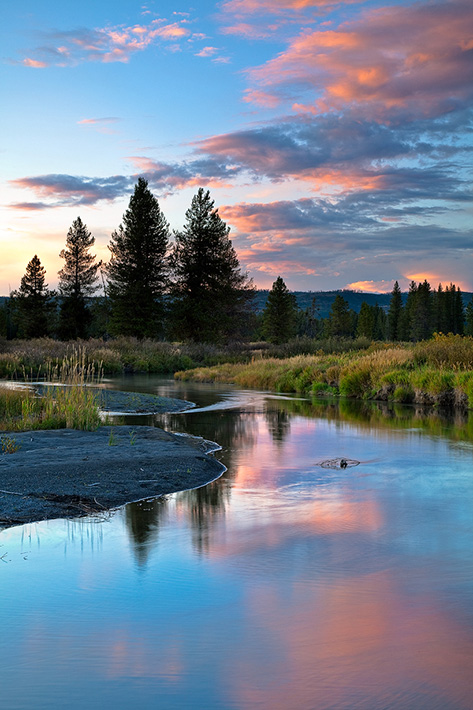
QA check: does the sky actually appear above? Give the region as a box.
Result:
[1,0,472,294]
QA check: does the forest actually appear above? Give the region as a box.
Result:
[2,178,473,347]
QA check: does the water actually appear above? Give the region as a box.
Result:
[1,377,473,709]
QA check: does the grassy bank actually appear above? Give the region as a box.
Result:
[0,336,372,378]
[0,354,102,432]
[175,334,473,409]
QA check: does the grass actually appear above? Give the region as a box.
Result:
[0,350,102,432]
[175,334,473,409]
[0,335,374,377]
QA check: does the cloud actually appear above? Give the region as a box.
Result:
[9,201,55,211]
[221,0,354,12]
[243,0,473,120]
[16,17,195,67]
[77,117,120,125]
[345,280,394,293]
[195,46,218,57]
[9,174,133,207]
[126,156,242,193]
[218,198,473,284]
[21,58,47,68]
[193,113,471,204]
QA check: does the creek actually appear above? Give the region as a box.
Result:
[1,375,473,709]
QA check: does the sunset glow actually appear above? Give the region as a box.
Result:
[1,0,472,293]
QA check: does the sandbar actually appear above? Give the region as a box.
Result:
[0,425,224,528]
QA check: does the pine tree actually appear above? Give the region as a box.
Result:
[356,302,375,338]
[262,276,298,344]
[298,296,320,338]
[58,217,101,339]
[455,287,465,335]
[373,303,387,340]
[10,255,56,338]
[170,188,255,342]
[464,296,473,336]
[409,280,433,341]
[107,178,169,338]
[399,281,417,340]
[432,284,448,334]
[325,294,353,337]
[387,280,403,341]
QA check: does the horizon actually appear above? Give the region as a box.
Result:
[1,0,472,295]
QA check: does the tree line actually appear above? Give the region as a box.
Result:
[263,277,472,344]
[3,179,255,343]
[2,177,473,344]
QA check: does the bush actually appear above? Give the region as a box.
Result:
[393,385,414,403]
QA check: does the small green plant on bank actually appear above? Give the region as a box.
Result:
[1,434,20,454]
[108,427,118,446]
[129,429,136,446]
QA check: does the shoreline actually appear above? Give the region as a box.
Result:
[0,425,225,529]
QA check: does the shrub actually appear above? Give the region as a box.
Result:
[393,386,414,403]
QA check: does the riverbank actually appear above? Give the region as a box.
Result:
[175,334,473,409]
[0,426,224,529]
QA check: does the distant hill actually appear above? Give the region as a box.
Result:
[2,291,472,321]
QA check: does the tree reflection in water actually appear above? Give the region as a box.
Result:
[264,401,291,445]
[125,497,168,567]
[124,392,473,564]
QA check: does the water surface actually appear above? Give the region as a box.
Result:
[1,377,473,709]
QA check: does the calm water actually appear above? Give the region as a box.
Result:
[1,377,473,710]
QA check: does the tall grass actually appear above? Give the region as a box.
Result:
[176,335,473,410]
[0,335,376,377]
[0,350,102,431]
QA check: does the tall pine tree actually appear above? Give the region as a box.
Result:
[10,255,56,338]
[464,296,473,336]
[262,276,298,344]
[356,301,375,338]
[58,217,101,339]
[170,188,255,342]
[107,178,169,338]
[387,280,403,341]
[325,294,354,337]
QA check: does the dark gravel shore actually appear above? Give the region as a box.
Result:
[0,425,224,529]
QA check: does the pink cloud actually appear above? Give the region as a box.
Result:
[244,0,473,119]
[18,17,192,67]
[22,57,47,68]
[77,117,119,125]
[221,0,353,13]
[345,280,393,293]
[195,46,218,57]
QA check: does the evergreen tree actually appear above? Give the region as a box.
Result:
[297,296,320,338]
[10,255,56,338]
[0,302,7,338]
[464,296,473,336]
[107,178,169,338]
[170,188,255,342]
[356,301,375,338]
[409,280,433,341]
[262,276,298,344]
[432,283,448,334]
[373,303,387,340]
[387,280,403,341]
[444,283,465,334]
[325,294,353,337]
[455,286,465,335]
[58,217,101,339]
[399,281,417,340]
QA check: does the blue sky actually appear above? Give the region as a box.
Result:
[1,0,472,294]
